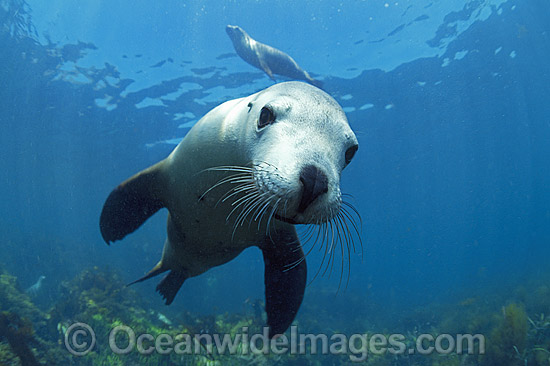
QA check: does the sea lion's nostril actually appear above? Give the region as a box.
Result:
[298,165,328,213]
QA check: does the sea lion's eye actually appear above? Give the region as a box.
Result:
[258,107,275,128]
[345,144,358,165]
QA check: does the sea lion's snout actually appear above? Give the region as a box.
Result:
[225,25,240,37]
[297,165,328,213]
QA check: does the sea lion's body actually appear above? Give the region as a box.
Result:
[26,275,46,297]
[226,25,322,88]
[154,97,281,277]
[100,82,358,336]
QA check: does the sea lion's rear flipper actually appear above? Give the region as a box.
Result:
[100,161,166,244]
[261,227,307,338]
[156,270,187,305]
[126,261,168,287]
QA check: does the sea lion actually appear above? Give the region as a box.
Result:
[25,275,46,297]
[100,81,359,337]
[226,25,323,88]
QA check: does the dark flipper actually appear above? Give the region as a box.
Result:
[100,162,166,244]
[261,227,307,338]
[157,270,187,305]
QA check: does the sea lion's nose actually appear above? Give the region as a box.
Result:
[298,165,328,213]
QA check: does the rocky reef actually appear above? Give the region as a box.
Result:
[1,264,550,365]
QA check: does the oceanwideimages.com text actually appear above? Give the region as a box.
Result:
[64,322,485,362]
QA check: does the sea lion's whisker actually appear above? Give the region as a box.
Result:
[340,204,363,255]
[319,222,331,263]
[254,195,278,230]
[252,193,276,222]
[226,191,260,223]
[237,195,266,228]
[266,198,281,229]
[339,212,354,257]
[284,257,305,272]
[291,226,318,266]
[298,225,317,248]
[229,189,259,208]
[339,213,353,290]
[235,195,259,223]
[218,186,254,210]
[324,219,337,278]
[329,213,341,279]
[265,198,282,240]
[298,198,362,289]
[307,223,328,286]
[254,202,271,231]
[199,173,251,201]
[342,201,363,230]
[231,193,263,240]
[219,183,256,204]
[255,160,280,171]
[327,213,337,255]
[222,177,255,186]
[334,215,348,292]
[204,166,254,174]
[338,210,363,254]
[343,217,357,256]
[341,202,362,232]
[333,217,344,292]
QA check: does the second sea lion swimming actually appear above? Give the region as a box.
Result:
[226,25,323,88]
[100,81,359,337]
[25,275,46,297]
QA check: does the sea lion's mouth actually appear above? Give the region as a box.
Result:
[274,213,298,225]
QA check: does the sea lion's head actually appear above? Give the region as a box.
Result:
[200,81,361,281]
[225,24,248,43]
[239,82,359,226]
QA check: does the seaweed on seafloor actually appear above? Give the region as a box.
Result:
[0,311,39,366]
[0,270,46,329]
[49,266,209,365]
[483,303,529,366]
[2,262,550,366]
[0,269,64,365]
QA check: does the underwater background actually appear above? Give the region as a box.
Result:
[1,0,550,365]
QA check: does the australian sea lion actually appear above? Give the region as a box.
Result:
[226,25,323,88]
[100,81,359,337]
[25,275,46,297]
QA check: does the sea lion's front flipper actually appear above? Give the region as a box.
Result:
[156,270,187,305]
[259,58,276,81]
[261,227,307,338]
[100,161,166,244]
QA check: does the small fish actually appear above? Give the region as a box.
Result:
[157,312,173,326]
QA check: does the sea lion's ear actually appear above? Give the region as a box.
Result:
[100,161,167,244]
[260,227,307,338]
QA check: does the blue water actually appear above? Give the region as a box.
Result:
[1,0,549,335]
